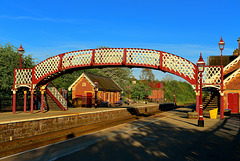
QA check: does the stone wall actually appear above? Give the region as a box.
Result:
[0,105,159,143]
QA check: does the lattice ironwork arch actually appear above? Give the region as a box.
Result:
[14,48,198,90]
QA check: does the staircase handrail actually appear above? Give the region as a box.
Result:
[223,55,240,73]
[46,86,67,110]
[224,68,240,86]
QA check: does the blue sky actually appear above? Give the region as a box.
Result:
[0,0,239,81]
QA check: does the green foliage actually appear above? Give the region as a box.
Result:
[128,83,152,100]
[97,67,132,93]
[52,69,99,90]
[53,67,132,93]
[162,75,195,105]
[0,43,35,97]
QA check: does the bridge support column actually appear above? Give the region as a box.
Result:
[24,90,27,113]
[220,90,224,119]
[40,86,45,113]
[12,89,16,114]
[41,90,44,113]
[30,89,34,114]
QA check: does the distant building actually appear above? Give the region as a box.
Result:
[68,73,122,107]
[148,82,164,102]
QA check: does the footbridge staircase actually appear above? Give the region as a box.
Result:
[45,83,67,111]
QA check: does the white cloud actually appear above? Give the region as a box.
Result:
[0,15,98,24]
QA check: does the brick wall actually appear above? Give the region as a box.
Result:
[223,62,240,75]
[225,75,240,90]
[72,77,94,99]
[0,105,159,143]
[148,90,164,100]
[71,77,120,104]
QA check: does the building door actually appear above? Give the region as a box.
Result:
[228,93,239,113]
[87,93,92,108]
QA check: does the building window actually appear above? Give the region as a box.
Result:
[82,82,86,87]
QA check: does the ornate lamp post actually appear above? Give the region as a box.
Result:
[197,53,205,127]
[127,85,130,105]
[94,81,98,108]
[18,44,25,69]
[145,88,147,104]
[219,37,225,120]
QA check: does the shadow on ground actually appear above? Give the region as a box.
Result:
[35,111,240,161]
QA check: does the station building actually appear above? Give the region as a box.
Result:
[68,73,122,107]
[206,37,240,113]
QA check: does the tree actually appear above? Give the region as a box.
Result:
[162,75,195,105]
[139,68,155,82]
[129,83,152,100]
[0,43,35,97]
[97,67,132,92]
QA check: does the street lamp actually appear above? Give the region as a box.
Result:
[197,53,205,127]
[127,85,130,105]
[18,44,25,69]
[218,36,225,66]
[94,81,98,108]
[218,37,225,120]
[145,88,147,104]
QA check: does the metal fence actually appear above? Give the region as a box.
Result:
[0,98,31,112]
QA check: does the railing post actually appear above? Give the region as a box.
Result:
[58,54,64,71]
[40,86,45,113]
[24,90,27,113]
[159,51,163,70]
[12,89,16,114]
[123,48,127,65]
[30,89,34,114]
[91,49,95,66]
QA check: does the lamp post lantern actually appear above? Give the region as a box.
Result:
[127,85,130,105]
[94,81,98,108]
[18,44,25,69]
[145,88,147,104]
[218,37,225,120]
[197,53,205,127]
[218,36,225,66]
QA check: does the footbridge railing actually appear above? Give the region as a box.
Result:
[24,48,197,88]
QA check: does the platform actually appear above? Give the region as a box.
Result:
[0,103,160,143]
[0,103,159,124]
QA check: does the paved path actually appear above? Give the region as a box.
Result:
[1,106,239,161]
